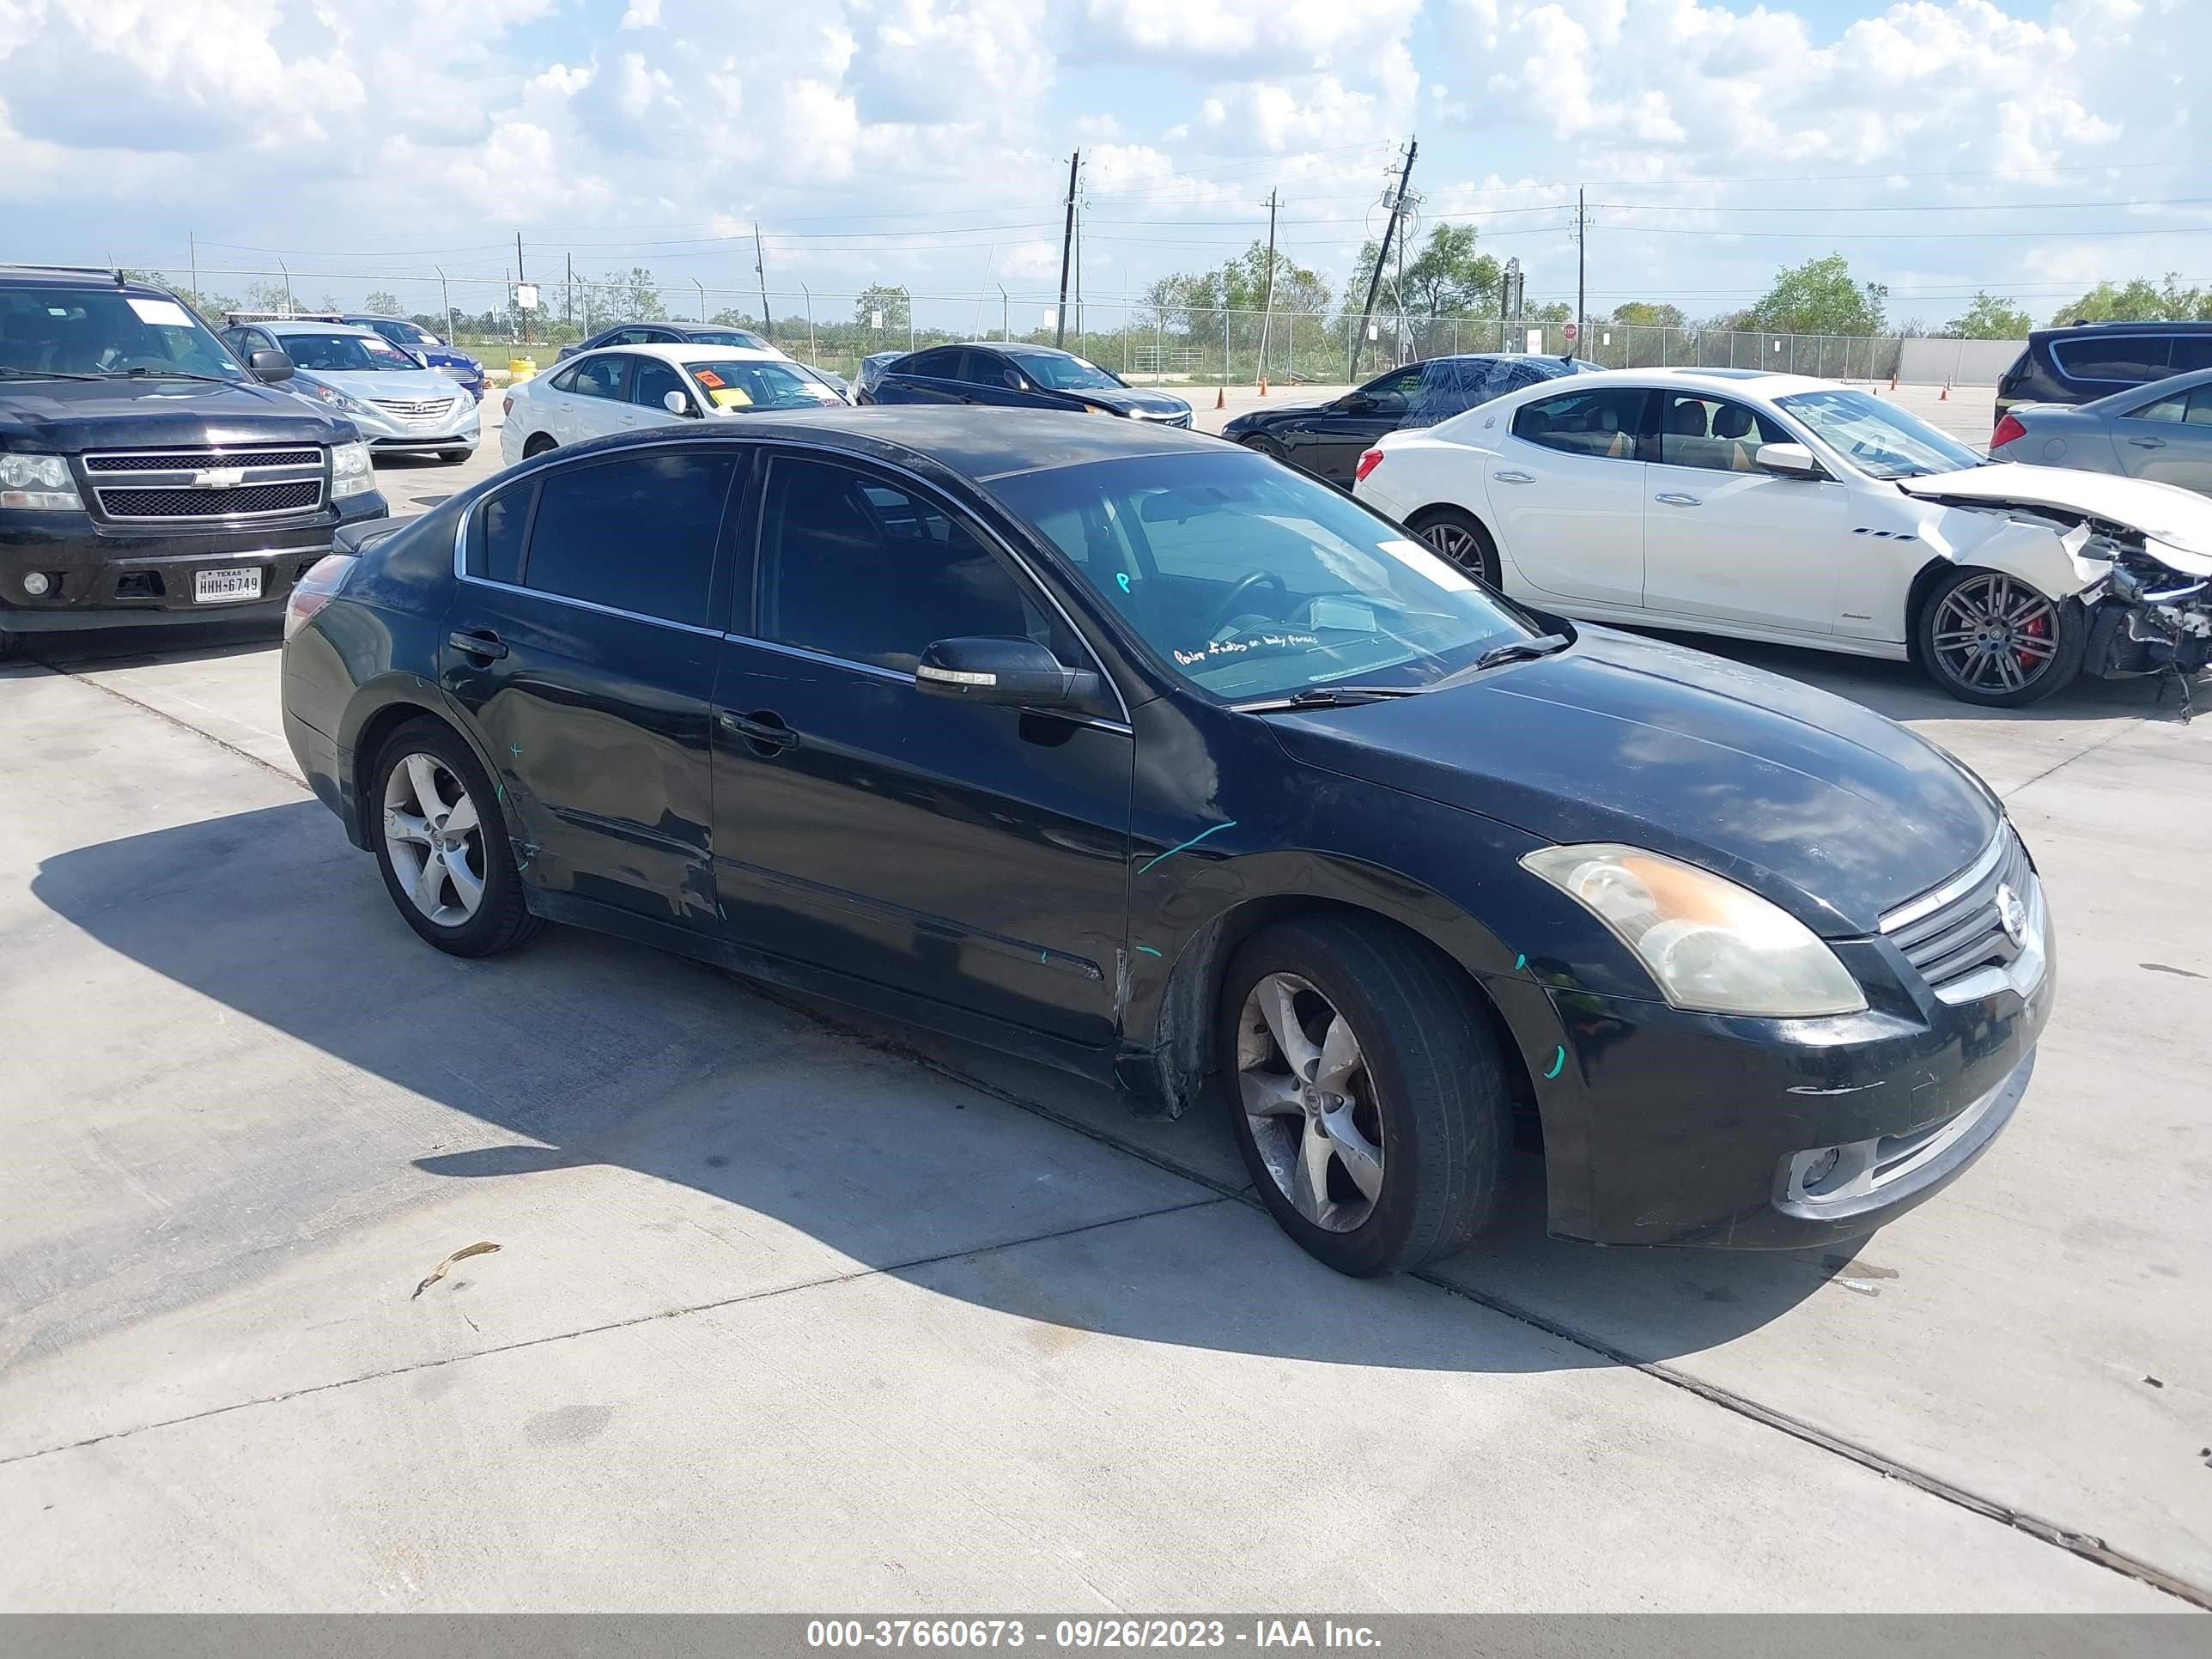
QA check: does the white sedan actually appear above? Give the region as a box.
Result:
[1354,367,2212,706]
[499,343,847,468]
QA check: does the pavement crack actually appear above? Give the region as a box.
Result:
[32,657,307,791]
[0,1194,1226,1471]
[1999,717,2145,802]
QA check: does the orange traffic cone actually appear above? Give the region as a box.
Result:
[1939,382,1949,401]
[1889,373,1898,391]
[1258,375,1269,397]
[1215,386,1226,410]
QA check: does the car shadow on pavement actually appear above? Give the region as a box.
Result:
[10,623,285,671]
[30,800,1845,1374]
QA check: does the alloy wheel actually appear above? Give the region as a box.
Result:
[382,752,488,927]
[1419,520,1495,584]
[1930,573,2059,694]
[1236,972,1386,1233]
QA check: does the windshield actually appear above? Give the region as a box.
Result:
[0,284,246,380]
[684,360,843,410]
[990,450,1540,701]
[367,319,440,348]
[278,331,420,373]
[1009,350,1123,392]
[689,329,769,349]
[1776,388,1984,479]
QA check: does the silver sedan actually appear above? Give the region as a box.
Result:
[1990,366,2212,494]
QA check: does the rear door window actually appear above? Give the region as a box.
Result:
[2168,337,2212,374]
[896,347,965,381]
[520,452,737,627]
[470,482,535,586]
[1656,394,1790,471]
[2052,336,2172,385]
[1511,386,1650,459]
[630,356,688,411]
[568,355,629,401]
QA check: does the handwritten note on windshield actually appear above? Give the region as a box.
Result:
[1174,634,1318,666]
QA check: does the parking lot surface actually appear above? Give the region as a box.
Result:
[3,386,2207,1612]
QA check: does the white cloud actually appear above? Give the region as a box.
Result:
[618,0,660,26]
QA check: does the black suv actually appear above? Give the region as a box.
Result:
[1223,354,1598,487]
[0,267,387,655]
[1995,320,2212,423]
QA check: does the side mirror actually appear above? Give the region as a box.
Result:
[663,389,700,417]
[247,349,295,384]
[1754,441,1826,480]
[1339,393,1375,414]
[915,637,1102,709]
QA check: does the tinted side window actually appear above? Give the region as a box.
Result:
[470,482,535,585]
[1512,387,1648,459]
[610,328,656,346]
[1657,394,1790,471]
[2170,337,2212,374]
[631,357,687,409]
[569,355,628,400]
[2053,336,2171,384]
[547,363,582,392]
[1410,359,1505,423]
[756,458,1058,672]
[1361,365,1425,414]
[957,350,1022,388]
[900,347,965,380]
[522,453,735,627]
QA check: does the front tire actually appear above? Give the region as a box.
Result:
[369,718,542,957]
[1220,916,1511,1277]
[1409,507,1502,587]
[437,448,471,465]
[1917,567,2084,707]
[521,432,557,459]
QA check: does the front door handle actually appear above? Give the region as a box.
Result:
[718,709,799,753]
[448,629,507,660]
[2128,436,2166,448]
[1493,470,1536,484]
[1654,492,1702,507]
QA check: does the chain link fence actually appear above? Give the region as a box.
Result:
[130,266,1908,387]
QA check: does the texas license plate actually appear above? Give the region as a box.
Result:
[193,567,263,604]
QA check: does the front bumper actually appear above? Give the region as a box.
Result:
[0,490,388,632]
[352,407,481,451]
[1530,921,2054,1249]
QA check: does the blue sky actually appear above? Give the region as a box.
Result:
[2,0,2203,329]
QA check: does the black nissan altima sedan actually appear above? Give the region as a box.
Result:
[281,410,2052,1276]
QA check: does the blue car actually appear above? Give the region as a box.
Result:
[337,315,487,402]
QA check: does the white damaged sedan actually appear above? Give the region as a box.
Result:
[1353,367,2212,707]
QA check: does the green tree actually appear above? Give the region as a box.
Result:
[854,284,910,331]
[2050,273,2212,325]
[1609,301,1687,328]
[363,289,403,317]
[1346,222,1499,323]
[1142,240,1330,332]
[1944,292,2033,338]
[618,268,666,321]
[1737,254,1888,335]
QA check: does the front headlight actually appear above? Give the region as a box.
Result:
[330,441,376,499]
[1522,842,1868,1018]
[302,380,374,419]
[0,453,83,511]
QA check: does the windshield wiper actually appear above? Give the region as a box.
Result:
[1237,685,1425,711]
[88,368,244,385]
[1425,633,1572,690]
[0,366,105,381]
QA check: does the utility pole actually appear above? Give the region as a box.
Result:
[1349,137,1416,381]
[1054,149,1079,348]
[998,283,1009,342]
[754,222,772,342]
[516,231,528,345]
[1073,196,1083,341]
[565,252,574,329]
[436,266,451,343]
[188,232,197,301]
[1256,188,1279,384]
[694,277,705,321]
[278,259,293,315]
[1575,188,1586,360]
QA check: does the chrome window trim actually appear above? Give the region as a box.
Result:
[720,634,1133,735]
[1880,830,2011,936]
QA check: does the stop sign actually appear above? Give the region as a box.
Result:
[1564,323,1579,342]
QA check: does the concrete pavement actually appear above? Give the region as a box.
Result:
[0,378,2203,1613]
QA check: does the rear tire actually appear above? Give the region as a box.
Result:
[1220,915,1511,1277]
[368,717,543,958]
[1409,507,1503,587]
[521,433,557,459]
[1916,567,2084,707]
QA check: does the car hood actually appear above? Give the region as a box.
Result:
[1082,386,1192,418]
[303,367,470,401]
[0,374,356,451]
[420,347,480,373]
[1265,627,1999,938]
[1222,400,1329,434]
[1899,463,2212,572]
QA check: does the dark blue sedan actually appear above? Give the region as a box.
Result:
[864,343,1193,427]
[280,410,2047,1276]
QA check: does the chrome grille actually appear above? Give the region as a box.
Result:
[369,397,458,426]
[83,446,326,523]
[1881,829,2038,998]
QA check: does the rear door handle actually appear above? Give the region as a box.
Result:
[1654,492,1702,507]
[2128,436,2166,448]
[718,710,799,752]
[448,629,507,660]
[1493,470,1536,484]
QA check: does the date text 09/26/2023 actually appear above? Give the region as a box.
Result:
[806,1619,1381,1650]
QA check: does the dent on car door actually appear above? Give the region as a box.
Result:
[709,453,1133,1044]
[1489,386,1652,607]
[1639,394,1847,634]
[441,448,739,926]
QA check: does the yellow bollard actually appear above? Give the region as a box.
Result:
[507,356,538,383]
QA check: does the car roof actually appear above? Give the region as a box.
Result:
[2034,319,2212,338]
[258,319,384,337]
[1545,366,1838,397]
[507,405,1218,483]
[560,343,788,367]
[0,265,185,299]
[594,321,761,336]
